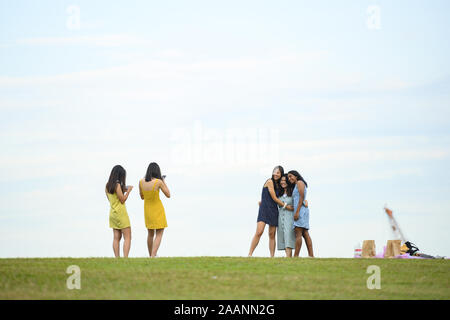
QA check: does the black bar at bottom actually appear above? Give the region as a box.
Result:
[0,300,447,318]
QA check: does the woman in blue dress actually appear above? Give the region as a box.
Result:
[248,166,288,257]
[288,170,314,257]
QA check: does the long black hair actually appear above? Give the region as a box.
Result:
[145,162,162,182]
[288,170,308,188]
[281,174,294,197]
[271,165,284,197]
[106,165,127,194]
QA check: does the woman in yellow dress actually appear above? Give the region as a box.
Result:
[139,162,170,257]
[105,165,133,258]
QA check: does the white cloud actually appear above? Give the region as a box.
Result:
[0,48,422,101]
[14,33,150,47]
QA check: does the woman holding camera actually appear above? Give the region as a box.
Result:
[139,162,171,258]
[105,165,133,258]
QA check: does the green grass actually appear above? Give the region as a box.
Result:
[0,257,449,299]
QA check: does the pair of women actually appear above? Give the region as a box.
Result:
[105,162,170,258]
[248,166,314,258]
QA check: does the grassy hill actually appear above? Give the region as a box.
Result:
[0,257,448,299]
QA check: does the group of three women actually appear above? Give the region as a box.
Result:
[105,162,170,258]
[249,166,314,258]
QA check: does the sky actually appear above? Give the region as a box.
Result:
[0,0,449,258]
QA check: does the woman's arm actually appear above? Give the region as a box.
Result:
[116,183,133,204]
[294,180,305,221]
[266,180,285,207]
[286,205,294,211]
[159,178,171,198]
[139,180,144,200]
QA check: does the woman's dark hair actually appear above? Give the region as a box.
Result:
[145,162,162,182]
[281,174,294,197]
[106,165,126,194]
[288,170,308,188]
[271,165,284,197]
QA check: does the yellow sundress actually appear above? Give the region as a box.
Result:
[141,179,167,229]
[107,191,131,229]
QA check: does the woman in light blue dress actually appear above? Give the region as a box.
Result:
[276,175,295,257]
[288,170,314,257]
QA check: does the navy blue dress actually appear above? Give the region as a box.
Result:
[257,186,279,226]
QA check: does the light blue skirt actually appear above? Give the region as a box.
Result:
[292,184,310,230]
[293,206,310,230]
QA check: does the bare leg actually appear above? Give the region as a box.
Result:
[268,225,276,257]
[122,227,131,258]
[249,221,266,256]
[294,227,303,257]
[285,248,293,257]
[302,229,314,257]
[113,229,122,258]
[147,229,155,257]
[151,229,165,257]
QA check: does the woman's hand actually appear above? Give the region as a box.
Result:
[258,201,261,206]
[116,183,130,204]
[139,180,144,200]
[303,200,308,208]
[160,179,171,198]
[294,212,299,221]
[266,179,285,207]
[126,185,133,193]
[279,202,287,209]
[286,205,294,211]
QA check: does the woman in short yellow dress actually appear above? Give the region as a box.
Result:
[105,165,133,258]
[139,162,170,257]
